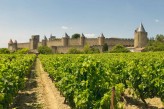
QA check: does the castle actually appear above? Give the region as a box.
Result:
[8,23,148,53]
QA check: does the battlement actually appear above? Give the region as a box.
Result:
[8,23,149,53]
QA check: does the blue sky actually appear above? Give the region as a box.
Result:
[0,0,164,47]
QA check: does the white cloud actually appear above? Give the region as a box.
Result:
[84,33,96,38]
[61,26,69,30]
[155,19,159,23]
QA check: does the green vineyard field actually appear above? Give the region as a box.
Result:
[39,52,164,109]
[0,54,36,109]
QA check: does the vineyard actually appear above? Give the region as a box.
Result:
[0,52,163,109]
[39,52,164,109]
[0,54,36,109]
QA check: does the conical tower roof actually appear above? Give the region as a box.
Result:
[44,35,47,40]
[65,32,69,38]
[137,23,146,32]
[100,33,105,37]
[14,40,17,43]
[9,39,13,44]
[81,33,85,37]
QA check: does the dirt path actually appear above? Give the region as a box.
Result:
[11,58,70,109]
[36,58,70,109]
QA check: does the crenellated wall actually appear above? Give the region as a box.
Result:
[8,23,149,53]
[10,36,135,53]
[105,38,134,47]
[47,39,63,47]
[17,43,30,49]
[85,38,99,46]
[68,38,80,46]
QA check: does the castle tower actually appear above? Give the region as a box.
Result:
[62,33,69,46]
[134,23,148,48]
[8,39,17,51]
[98,33,105,45]
[13,40,18,51]
[80,33,85,46]
[30,35,40,49]
[8,39,13,51]
[42,35,47,46]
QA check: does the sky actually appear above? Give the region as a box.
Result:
[0,0,164,48]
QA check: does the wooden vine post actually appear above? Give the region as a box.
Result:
[110,87,115,109]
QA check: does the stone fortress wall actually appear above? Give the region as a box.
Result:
[8,23,148,53]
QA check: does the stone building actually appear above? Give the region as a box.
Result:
[8,23,148,53]
[134,23,148,48]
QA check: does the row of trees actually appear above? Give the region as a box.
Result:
[67,44,130,54]
[0,44,130,54]
[143,34,164,52]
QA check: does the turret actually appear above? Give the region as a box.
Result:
[98,33,105,45]
[62,33,69,46]
[9,39,13,44]
[8,39,17,51]
[80,33,85,46]
[134,23,148,48]
[8,39,13,51]
[13,40,18,51]
[30,35,40,49]
[42,35,47,46]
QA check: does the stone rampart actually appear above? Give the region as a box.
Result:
[17,43,30,49]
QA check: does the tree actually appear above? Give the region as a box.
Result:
[143,34,164,52]
[83,44,91,54]
[143,41,164,52]
[155,34,164,42]
[67,48,82,54]
[83,44,100,54]
[90,47,100,53]
[72,33,80,39]
[38,46,53,54]
[102,43,108,52]
[110,44,130,53]
[0,48,10,54]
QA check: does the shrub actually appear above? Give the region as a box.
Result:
[110,44,130,53]
[15,48,30,54]
[0,48,10,54]
[38,46,53,54]
[68,48,82,54]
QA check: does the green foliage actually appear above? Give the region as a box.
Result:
[83,44,100,54]
[39,52,164,108]
[0,54,36,108]
[83,44,91,54]
[110,44,130,53]
[0,48,10,54]
[14,48,29,54]
[102,43,108,52]
[90,47,100,53]
[143,34,164,52]
[72,33,80,39]
[143,41,164,52]
[67,48,82,54]
[155,34,164,42]
[38,46,53,54]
